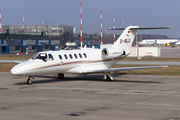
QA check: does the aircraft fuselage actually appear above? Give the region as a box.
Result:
[11,49,122,76]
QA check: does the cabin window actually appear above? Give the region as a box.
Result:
[83,53,87,58]
[64,54,68,59]
[59,55,62,60]
[79,53,82,58]
[74,54,78,59]
[48,54,54,60]
[69,54,73,59]
[34,53,47,61]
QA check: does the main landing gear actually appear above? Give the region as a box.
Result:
[58,73,64,79]
[104,73,113,81]
[27,76,34,85]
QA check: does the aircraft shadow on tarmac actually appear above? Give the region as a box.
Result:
[14,74,161,85]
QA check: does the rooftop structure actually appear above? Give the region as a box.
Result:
[2,24,74,41]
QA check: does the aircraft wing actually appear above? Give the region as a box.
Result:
[166,41,178,44]
[13,61,23,64]
[83,66,168,74]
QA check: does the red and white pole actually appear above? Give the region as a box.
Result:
[100,9,103,47]
[122,18,124,28]
[0,8,2,33]
[113,14,115,43]
[23,12,25,26]
[136,33,138,46]
[42,19,44,26]
[80,1,83,48]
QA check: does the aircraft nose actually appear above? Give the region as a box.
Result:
[11,67,19,75]
[10,65,25,75]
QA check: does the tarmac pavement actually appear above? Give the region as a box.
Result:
[0,73,180,120]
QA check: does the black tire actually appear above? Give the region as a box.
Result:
[27,78,33,85]
[58,73,64,79]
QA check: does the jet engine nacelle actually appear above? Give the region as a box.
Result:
[123,50,130,56]
[164,43,171,46]
[101,48,123,59]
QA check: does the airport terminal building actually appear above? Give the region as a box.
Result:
[0,24,100,54]
[0,24,75,53]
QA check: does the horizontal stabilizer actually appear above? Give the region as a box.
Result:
[108,26,171,30]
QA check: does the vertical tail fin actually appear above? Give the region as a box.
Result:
[109,26,170,50]
[112,26,138,50]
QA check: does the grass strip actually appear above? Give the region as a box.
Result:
[1,63,180,76]
[0,63,17,72]
[0,55,31,60]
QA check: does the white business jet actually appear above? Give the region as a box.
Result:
[11,26,170,85]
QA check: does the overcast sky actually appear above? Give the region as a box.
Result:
[0,0,180,38]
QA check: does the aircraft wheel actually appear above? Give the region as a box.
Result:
[58,73,64,79]
[27,77,33,85]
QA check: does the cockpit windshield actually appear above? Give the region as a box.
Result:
[31,53,47,61]
[31,53,38,60]
[31,53,54,62]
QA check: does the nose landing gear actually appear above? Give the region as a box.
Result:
[27,76,34,85]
